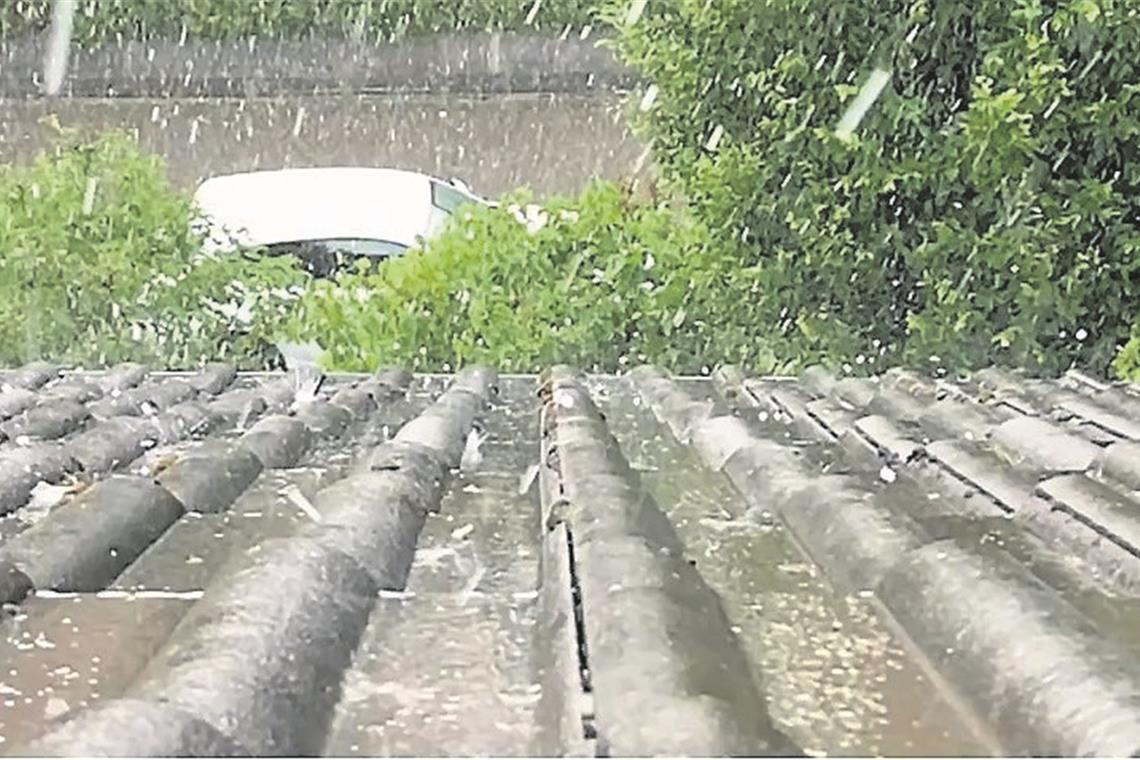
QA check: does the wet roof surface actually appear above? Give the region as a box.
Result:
[0,361,1139,756]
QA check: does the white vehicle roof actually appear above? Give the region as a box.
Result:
[193,167,447,250]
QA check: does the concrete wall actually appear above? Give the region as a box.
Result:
[0,32,639,98]
[0,93,648,197]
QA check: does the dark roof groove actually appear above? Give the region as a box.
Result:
[539,367,797,757]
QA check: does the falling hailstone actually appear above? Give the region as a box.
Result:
[277,340,325,409]
[41,0,76,97]
[458,562,486,605]
[43,697,70,720]
[705,124,725,152]
[292,106,307,138]
[835,67,892,139]
[283,484,323,524]
[81,177,99,215]
[460,427,488,472]
[625,0,649,25]
[27,481,71,511]
[524,0,543,25]
[639,84,659,112]
[879,465,897,484]
[518,464,540,495]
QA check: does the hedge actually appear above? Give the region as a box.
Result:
[1,0,596,45]
[605,0,1140,377]
[272,182,736,374]
[6,0,1139,380]
[0,127,306,368]
[267,0,1140,379]
[1115,321,1140,381]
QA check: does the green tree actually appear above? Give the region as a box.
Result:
[0,127,306,368]
[606,0,1140,377]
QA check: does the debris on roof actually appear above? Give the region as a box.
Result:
[0,360,1138,756]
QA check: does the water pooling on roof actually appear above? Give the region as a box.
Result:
[0,362,1138,756]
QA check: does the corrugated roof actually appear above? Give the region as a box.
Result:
[0,360,1139,756]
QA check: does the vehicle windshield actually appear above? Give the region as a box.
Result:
[266,238,408,278]
[431,180,473,215]
[426,179,478,236]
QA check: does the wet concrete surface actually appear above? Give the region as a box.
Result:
[0,595,193,749]
[113,400,425,593]
[113,465,342,592]
[407,473,540,596]
[327,594,540,757]
[4,367,1138,755]
[0,93,645,197]
[402,379,543,599]
[597,378,996,757]
[327,376,543,755]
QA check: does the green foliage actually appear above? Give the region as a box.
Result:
[1114,318,1140,381]
[8,0,1140,379]
[1,0,596,44]
[605,0,1140,377]
[272,182,745,374]
[0,127,306,368]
